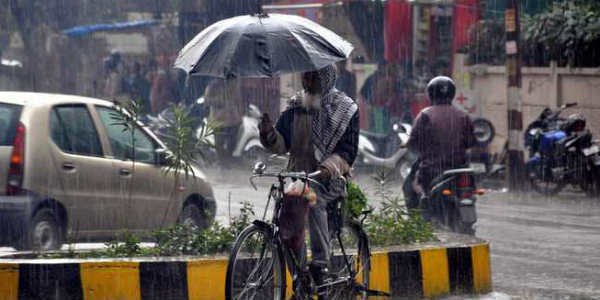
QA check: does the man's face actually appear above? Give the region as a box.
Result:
[302,71,323,95]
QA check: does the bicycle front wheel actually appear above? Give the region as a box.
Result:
[225,224,286,300]
[328,220,371,299]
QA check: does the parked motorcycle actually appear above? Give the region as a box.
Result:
[524,102,577,157]
[468,118,506,183]
[525,103,600,196]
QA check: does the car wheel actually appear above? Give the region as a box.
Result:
[16,208,63,251]
[178,201,213,230]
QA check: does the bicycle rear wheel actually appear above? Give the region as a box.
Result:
[327,220,371,300]
[225,224,286,300]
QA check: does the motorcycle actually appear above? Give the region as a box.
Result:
[525,103,600,196]
[524,102,577,157]
[468,118,501,176]
[423,166,480,235]
[146,97,269,167]
[357,117,496,182]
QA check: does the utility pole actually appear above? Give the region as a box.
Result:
[505,0,525,191]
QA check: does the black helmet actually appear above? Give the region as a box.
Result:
[562,113,586,133]
[427,76,456,105]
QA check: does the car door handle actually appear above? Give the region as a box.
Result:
[62,163,76,171]
[119,168,131,176]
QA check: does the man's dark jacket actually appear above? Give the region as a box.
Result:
[408,104,476,188]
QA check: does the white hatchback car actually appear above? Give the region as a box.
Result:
[0,92,216,250]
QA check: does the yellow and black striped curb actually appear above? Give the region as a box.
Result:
[0,243,491,300]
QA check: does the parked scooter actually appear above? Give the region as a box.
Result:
[146,97,269,167]
[356,121,415,180]
[525,103,600,196]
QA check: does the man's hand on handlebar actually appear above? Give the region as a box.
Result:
[313,167,330,183]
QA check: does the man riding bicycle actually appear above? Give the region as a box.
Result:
[259,63,359,288]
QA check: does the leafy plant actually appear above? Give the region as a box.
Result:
[158,102,219,227]
[162,104,200,180]
[104,231,143,258]
[346,181,369,219]
[361,170,437,247]
[56,199,255,259]
[465,1,600,67]
[365,195,436,247]
[522,1,600,67]
[464,19,506,65]
[110,98,144,228]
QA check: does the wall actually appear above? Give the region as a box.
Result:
[0,65,25,91]
[453,54,600,154]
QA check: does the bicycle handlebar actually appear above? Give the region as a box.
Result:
[249,170,323,190]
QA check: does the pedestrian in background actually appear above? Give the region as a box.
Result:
[103,50,126,103]
[125,62,151,112]
[335,60,357,101]
[205,79,244,167]
[149,55,176,114]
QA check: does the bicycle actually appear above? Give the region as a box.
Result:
[225,162,372,300]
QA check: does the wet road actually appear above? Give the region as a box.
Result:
[475,190,600,299]
[1,168,599,299]
[210,170,600,299]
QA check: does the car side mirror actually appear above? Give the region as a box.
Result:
[155,148,169,166]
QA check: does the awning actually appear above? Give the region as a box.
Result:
[63,20,158,37]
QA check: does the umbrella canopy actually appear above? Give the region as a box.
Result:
[174,13,353,78]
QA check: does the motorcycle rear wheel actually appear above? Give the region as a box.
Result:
[454,220,475,236]
[445,205,476,236]
[527,165,566,196]
[584,167,600,198]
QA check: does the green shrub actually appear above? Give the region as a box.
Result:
[362,170,437,247]
[42,183,435,258]
[346,181,368,218]
[466,1,600,67]
[365,196,437,247]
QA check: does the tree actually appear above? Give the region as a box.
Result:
[466,1,600,67]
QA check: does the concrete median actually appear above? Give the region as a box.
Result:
[0,242,491,300]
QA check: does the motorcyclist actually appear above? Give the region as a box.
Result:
[258,64,359,289]
[406,76,476,215]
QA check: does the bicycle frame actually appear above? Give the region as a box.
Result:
[249,171,361,293]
